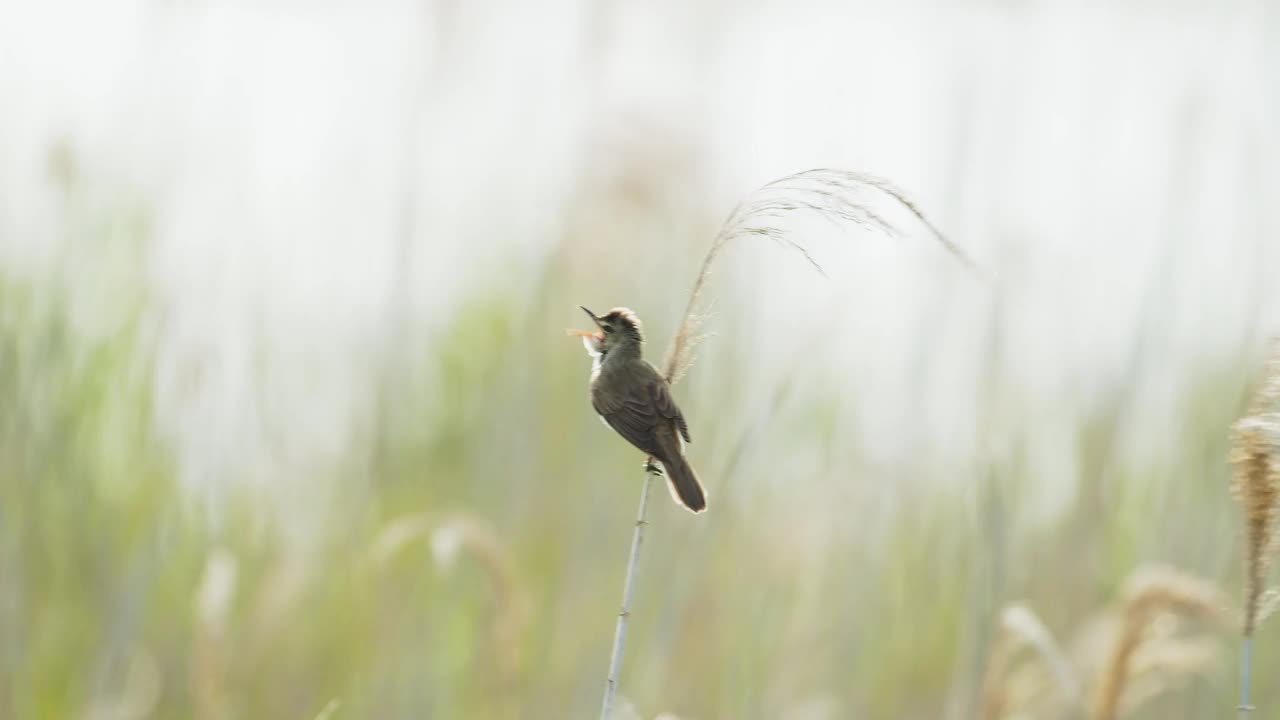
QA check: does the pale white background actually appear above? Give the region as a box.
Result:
[0,0,1275,524]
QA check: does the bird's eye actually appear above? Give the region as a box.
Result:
[603,326,614,334]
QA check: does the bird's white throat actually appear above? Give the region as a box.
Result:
[582,336,604,381]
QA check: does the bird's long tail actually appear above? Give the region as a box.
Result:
[659,452,707,514]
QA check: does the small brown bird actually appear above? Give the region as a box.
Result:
[576,306,707,513]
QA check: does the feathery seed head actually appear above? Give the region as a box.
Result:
[1092,566,1228,720]
[1231,342,1280,637]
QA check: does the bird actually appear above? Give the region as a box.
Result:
[576,306,707,514]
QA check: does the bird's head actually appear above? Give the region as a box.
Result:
[575,306,644,357]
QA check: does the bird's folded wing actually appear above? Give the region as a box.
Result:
[650,380,691,444]
[594,394,657,455]
[593,378,690,453]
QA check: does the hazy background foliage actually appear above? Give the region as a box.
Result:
[0,1,1277,718]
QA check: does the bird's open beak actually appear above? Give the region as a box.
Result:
[579,306,604,328]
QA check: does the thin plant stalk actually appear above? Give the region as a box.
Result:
[600,469,655,720]
[1239,636,1253,716]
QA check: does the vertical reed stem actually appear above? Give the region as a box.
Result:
[1239,636,1254,716]
[600,468,655,719]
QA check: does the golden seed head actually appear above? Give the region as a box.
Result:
[1231,340,1280,637]
[1091,566,1228,720]
[1232,417,1280,636]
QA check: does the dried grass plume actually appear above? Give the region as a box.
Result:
[1090,566,1229,720]
[370,512,529,687]
[661,168,983,385]
[1232,343,1280,637]
[978,604,1078,720]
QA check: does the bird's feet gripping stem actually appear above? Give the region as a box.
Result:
[643,457,663,476]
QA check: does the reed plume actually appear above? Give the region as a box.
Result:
[1234,418,1280,638]
[602,168,981,719]
[192,547,238,720]
[661,168,982,385]
[371,511,528,691]
[1230,341,1280,714]
[1090,566,1228,720]
[978,604,1078,720]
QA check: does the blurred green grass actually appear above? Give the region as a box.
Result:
[0,198,1266,720]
